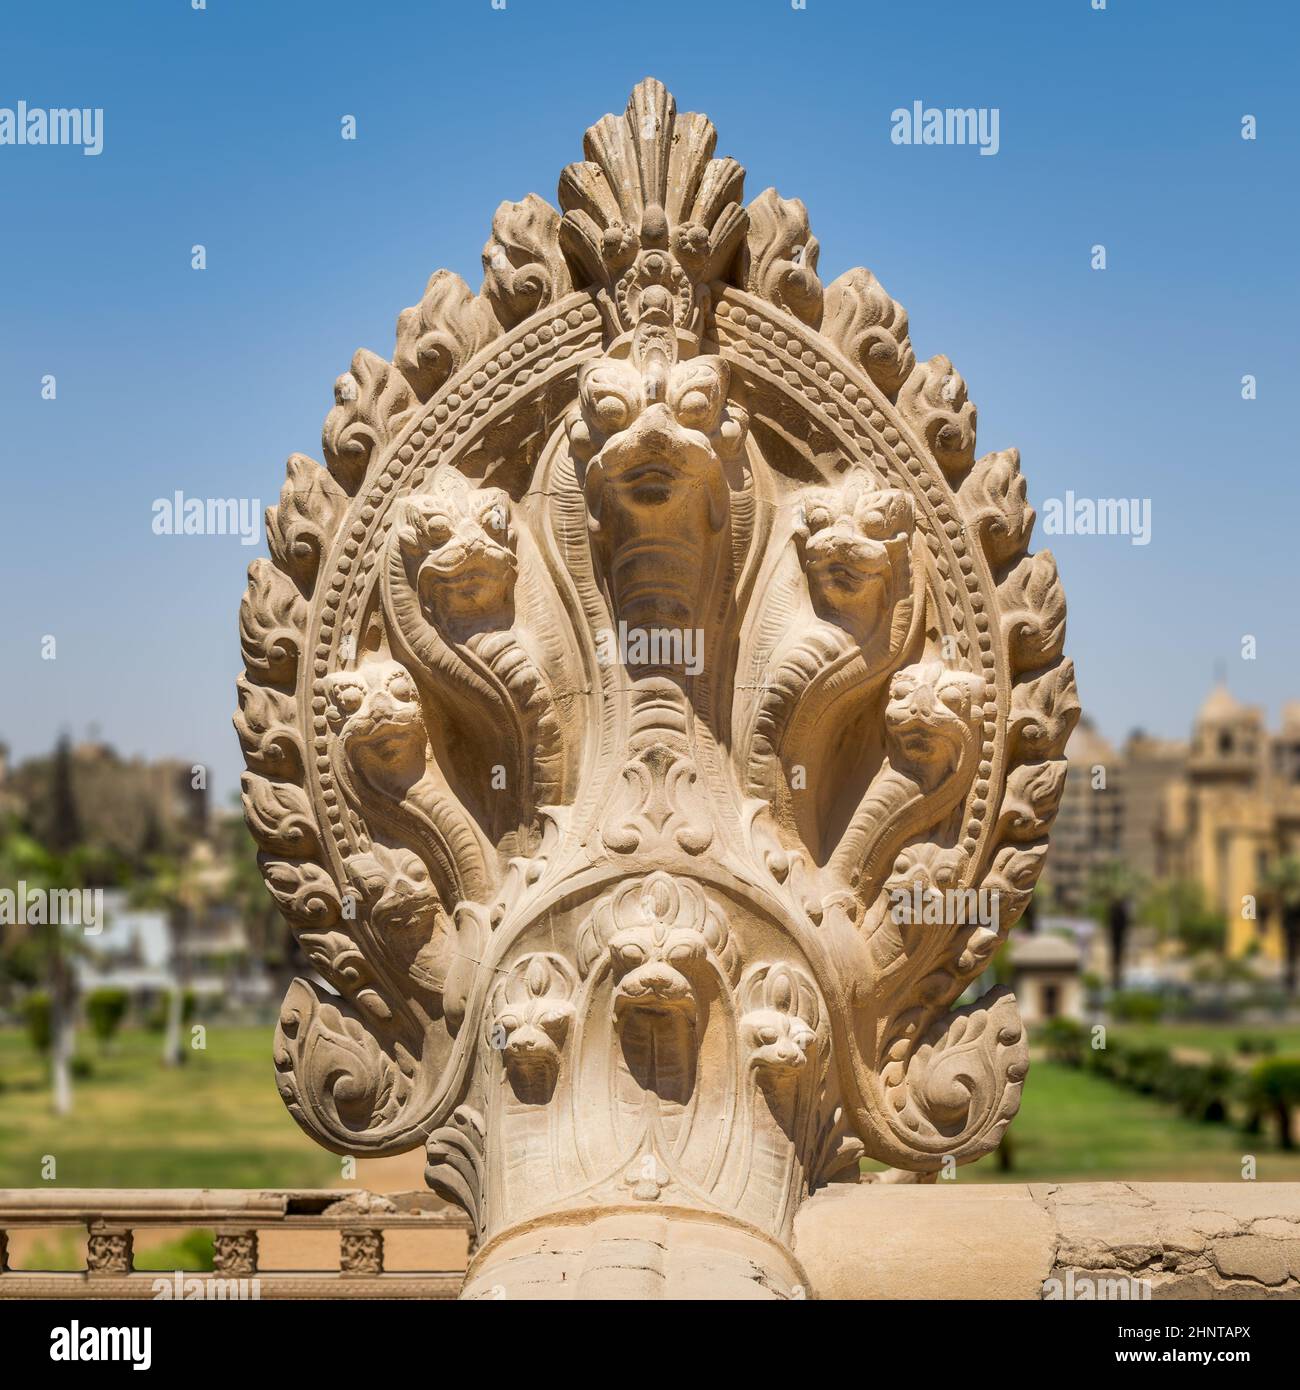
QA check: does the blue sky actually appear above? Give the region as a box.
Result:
[1,0,1296,803]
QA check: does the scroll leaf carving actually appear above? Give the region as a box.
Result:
[1009,657,1081,760]
[821,267,916,398]
[898,354,977,477]
[241,771,317,857]
[259,857,342,931]
[998,758,1069,842]
[233,676,302,778]
[394,269,496,402]
[264,453,347,590]
[738,188,823,326]
[875,986,1028,1162]
[1001,550,1068,674]
[274,978,420,1149]
[961,447,1035,568]
[426,1107,486,1237]
[322,348,419,494]
[239,559,306,687]
[481,194,573,328]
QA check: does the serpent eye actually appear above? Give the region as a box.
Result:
[804,504,831,533]
[418,511,453,547]
[386,669,417,702]
[941,682,972,714]
[331,681,364,716]
[481,501,508,536]
[595,393,632,433]
[674,388,713,428]
[614,942,645,966]
[758,1025,779,1046]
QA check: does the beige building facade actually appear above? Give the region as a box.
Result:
[1161,688,1300,961]
[1055,686,1300,962]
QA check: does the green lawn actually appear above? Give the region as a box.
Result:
[4,1024,1300,1191]
[0,1026,339,1189]
[962,1055,1300,1184]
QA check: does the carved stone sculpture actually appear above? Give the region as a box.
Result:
[237,78,1078,1299]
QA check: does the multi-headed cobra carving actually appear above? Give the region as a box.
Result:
[237,79,1079,1299]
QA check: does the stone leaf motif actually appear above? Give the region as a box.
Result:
[236,77,1077,1297]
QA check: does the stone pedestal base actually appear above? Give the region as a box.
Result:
[461,1207,810,1301]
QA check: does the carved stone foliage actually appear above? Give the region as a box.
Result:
[238,78,1077,1300]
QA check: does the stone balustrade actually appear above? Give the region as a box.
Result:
[0,1189,470,1299]
[4,1183,1298,1300]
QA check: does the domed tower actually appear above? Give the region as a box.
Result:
[1189,683,1264,785]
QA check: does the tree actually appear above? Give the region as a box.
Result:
[1259,857,1300,996]
[1145,878,1226,956]
[131,844,224,1065]
[0,820,86,1115]
[1244,1058,1300,1152]
[1085,860,1148,991]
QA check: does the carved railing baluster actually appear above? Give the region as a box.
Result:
[86,1225,133,1276]
[212,1229,258,1277]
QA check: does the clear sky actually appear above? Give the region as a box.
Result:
[1,0,1296,803]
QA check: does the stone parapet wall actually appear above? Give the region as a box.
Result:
[794,1182,1300,1299]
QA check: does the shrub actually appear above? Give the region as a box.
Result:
[1243,1057,1300,1152]
[146,988,196,1032]
[85,987,129,1049]
[1110,990,1165,1024]
[23,991,52,1053]
[1041,1017,1087,1066]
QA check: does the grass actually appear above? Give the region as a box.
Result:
[963,1056,1300,1184]
[4,1022,1300,1191]
[0,1026,339,1189]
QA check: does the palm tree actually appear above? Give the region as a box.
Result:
[1085,860,1148,992]
[1259,856,1300,996]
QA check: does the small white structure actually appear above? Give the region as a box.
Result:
[1009,932,1083,1024]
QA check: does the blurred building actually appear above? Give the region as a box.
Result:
[1160,686,1300,961]
[1051,719,1124,910]
[75,873,268,1007]
[4,739,206,860]
[1047,685,1300,963]
[1121,731,1188,880]
[1008,931,1084,1024]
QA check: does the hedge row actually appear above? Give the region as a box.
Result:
[1040,1017,1300,1146]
